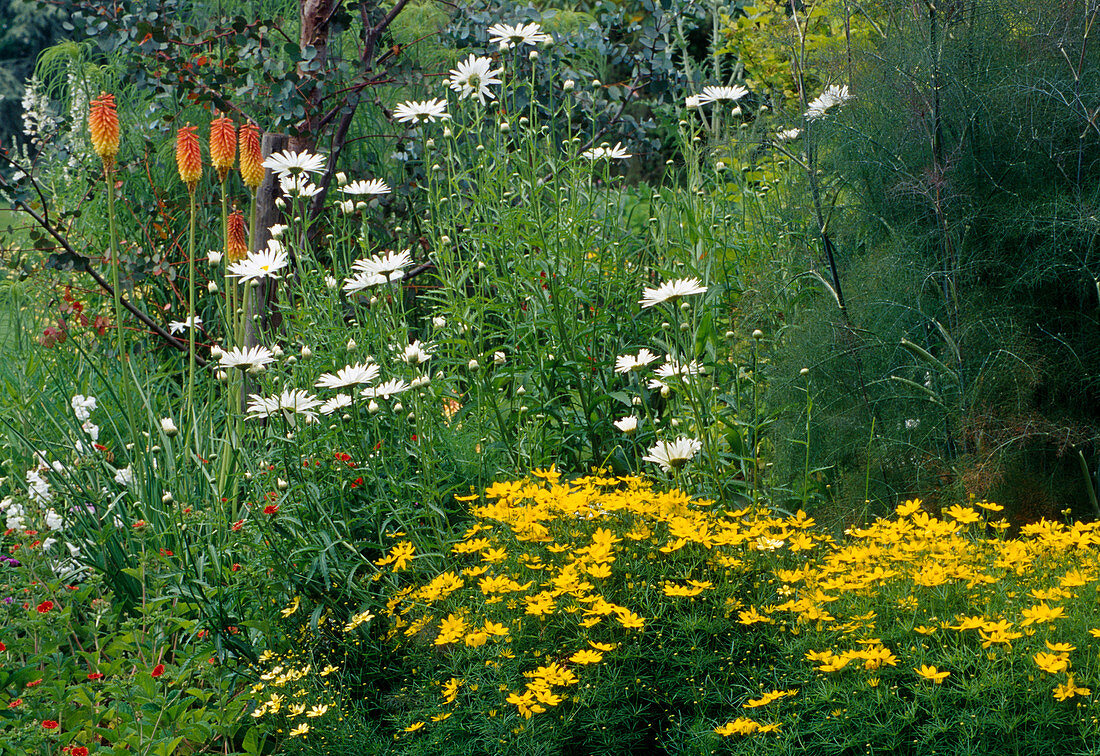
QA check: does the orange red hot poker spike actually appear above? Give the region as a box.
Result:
[176,124,202,191]
[238,122,263,191]
[88,92,120,171]
[209,114,236,182]
[227,209,248,262]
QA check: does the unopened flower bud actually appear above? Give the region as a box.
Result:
[277,478,288,491]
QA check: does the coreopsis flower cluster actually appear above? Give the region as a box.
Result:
[370,473,1100,742]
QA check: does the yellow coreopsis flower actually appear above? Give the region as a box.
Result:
[569,649,604,665]
[914,665,950,683]
[1034,651,1070,675]
[1053,675,1091,701]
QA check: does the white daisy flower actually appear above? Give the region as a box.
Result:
[262,149,326,177]
[613,416,639,434]
[695,85,749,105]
[639,277,707,308]
[268,224,288,239]
[208,250,223,264]
[314,362,380,389]
[614,348,659,374]
[352,249,413,280]
[227,241,290,283]
[804,84,851,120]
[445,54,504,105]
[393,98,451,124]
[246,389,322,421]
[319,394,354,415]
[160,417,178,437]
[642,437,702,472]
[218,345,276,371]
[581,142,631,160]
[168,316,203,334]
[655,358,702,383]
[342,270,387,294]
[487,22,552,48]
[776,128,802,141]
[684,95,702,108]
[360,378,411,400]
[398,340,433,366]
[279,174,321,198]
[340,179,391,196]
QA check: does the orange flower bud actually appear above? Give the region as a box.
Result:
[227,209,247,261]
[176,124,202,191]
[88,92,120,170]
[209,114,236,181]
[238,122,263,191]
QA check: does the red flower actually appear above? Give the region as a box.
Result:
[72,747,90,756]
[231,563,241,572]
[262,504,279,515]
[231,519,244,531]
[87,672,104,680]
[159,548,173,557]
[8,698,21,708]
[41,720,59,729]
[37,600,54,613]
[26,679,42,687]
[334,451,351,462]
[0,641,6,652]
[151,664,165,678]
[350,477,363,489]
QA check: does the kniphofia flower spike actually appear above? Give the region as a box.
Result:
[176,124,202,191]
[88,92,120,171]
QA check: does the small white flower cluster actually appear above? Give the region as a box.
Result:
[71,394,100,445]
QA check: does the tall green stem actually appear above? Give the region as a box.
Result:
[105,166,123,351]
[186,190,198,458]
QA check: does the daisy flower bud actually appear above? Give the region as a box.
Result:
[238,122,264,191]
[175,124,202,191]
[88,92,120,171]
[209,114,236,182]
